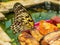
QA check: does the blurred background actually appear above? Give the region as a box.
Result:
[0,0,60,45]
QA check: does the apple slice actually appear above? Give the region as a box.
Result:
[51,16,60,23]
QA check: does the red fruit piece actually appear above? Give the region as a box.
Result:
[34,22,39,27]
[22,30,31,34]
[46,20,53,24]
[46,19,57,25]
[51,16,60,23]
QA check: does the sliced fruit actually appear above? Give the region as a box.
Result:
[46,20,53,24]
[51,16,60,23]
[40,31,60,45]
[31,30,43,41]
[34,22,39,27]
[50,40,60,45]
[18,32,40,45]
[37,20,58,35]
[46,19,57,25]
[0,40,11,45]
[0,27,11,42]
[57,23,60,28]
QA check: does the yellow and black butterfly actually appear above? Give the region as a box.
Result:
[11,3,34,33]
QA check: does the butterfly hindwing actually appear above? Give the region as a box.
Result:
[11,3,34,33]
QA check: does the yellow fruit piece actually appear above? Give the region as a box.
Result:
[57,23,60,28]
[31,30,43,41]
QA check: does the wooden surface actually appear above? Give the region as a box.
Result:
[0,13,5,20]
[0,0,60,13]
[0,0,45,13]
[50,0,60,4]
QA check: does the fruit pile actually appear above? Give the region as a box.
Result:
[35,16,60,35]
[18,16,60,45]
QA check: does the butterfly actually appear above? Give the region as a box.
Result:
[10,3,34,33]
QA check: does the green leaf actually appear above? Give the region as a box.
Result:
[31,11,59,22]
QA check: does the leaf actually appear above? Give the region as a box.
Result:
[31,11,59,22]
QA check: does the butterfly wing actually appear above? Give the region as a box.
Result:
[11,3,34,33]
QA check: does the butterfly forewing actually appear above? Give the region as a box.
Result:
[11,3,34,33]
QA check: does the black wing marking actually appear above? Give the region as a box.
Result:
[11,3,34,33]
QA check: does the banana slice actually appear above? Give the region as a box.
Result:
[0,40,11,45]
[40,31,60,45]
[0,27,11,42]
[31,30,43,41]
[18,32,39,45]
